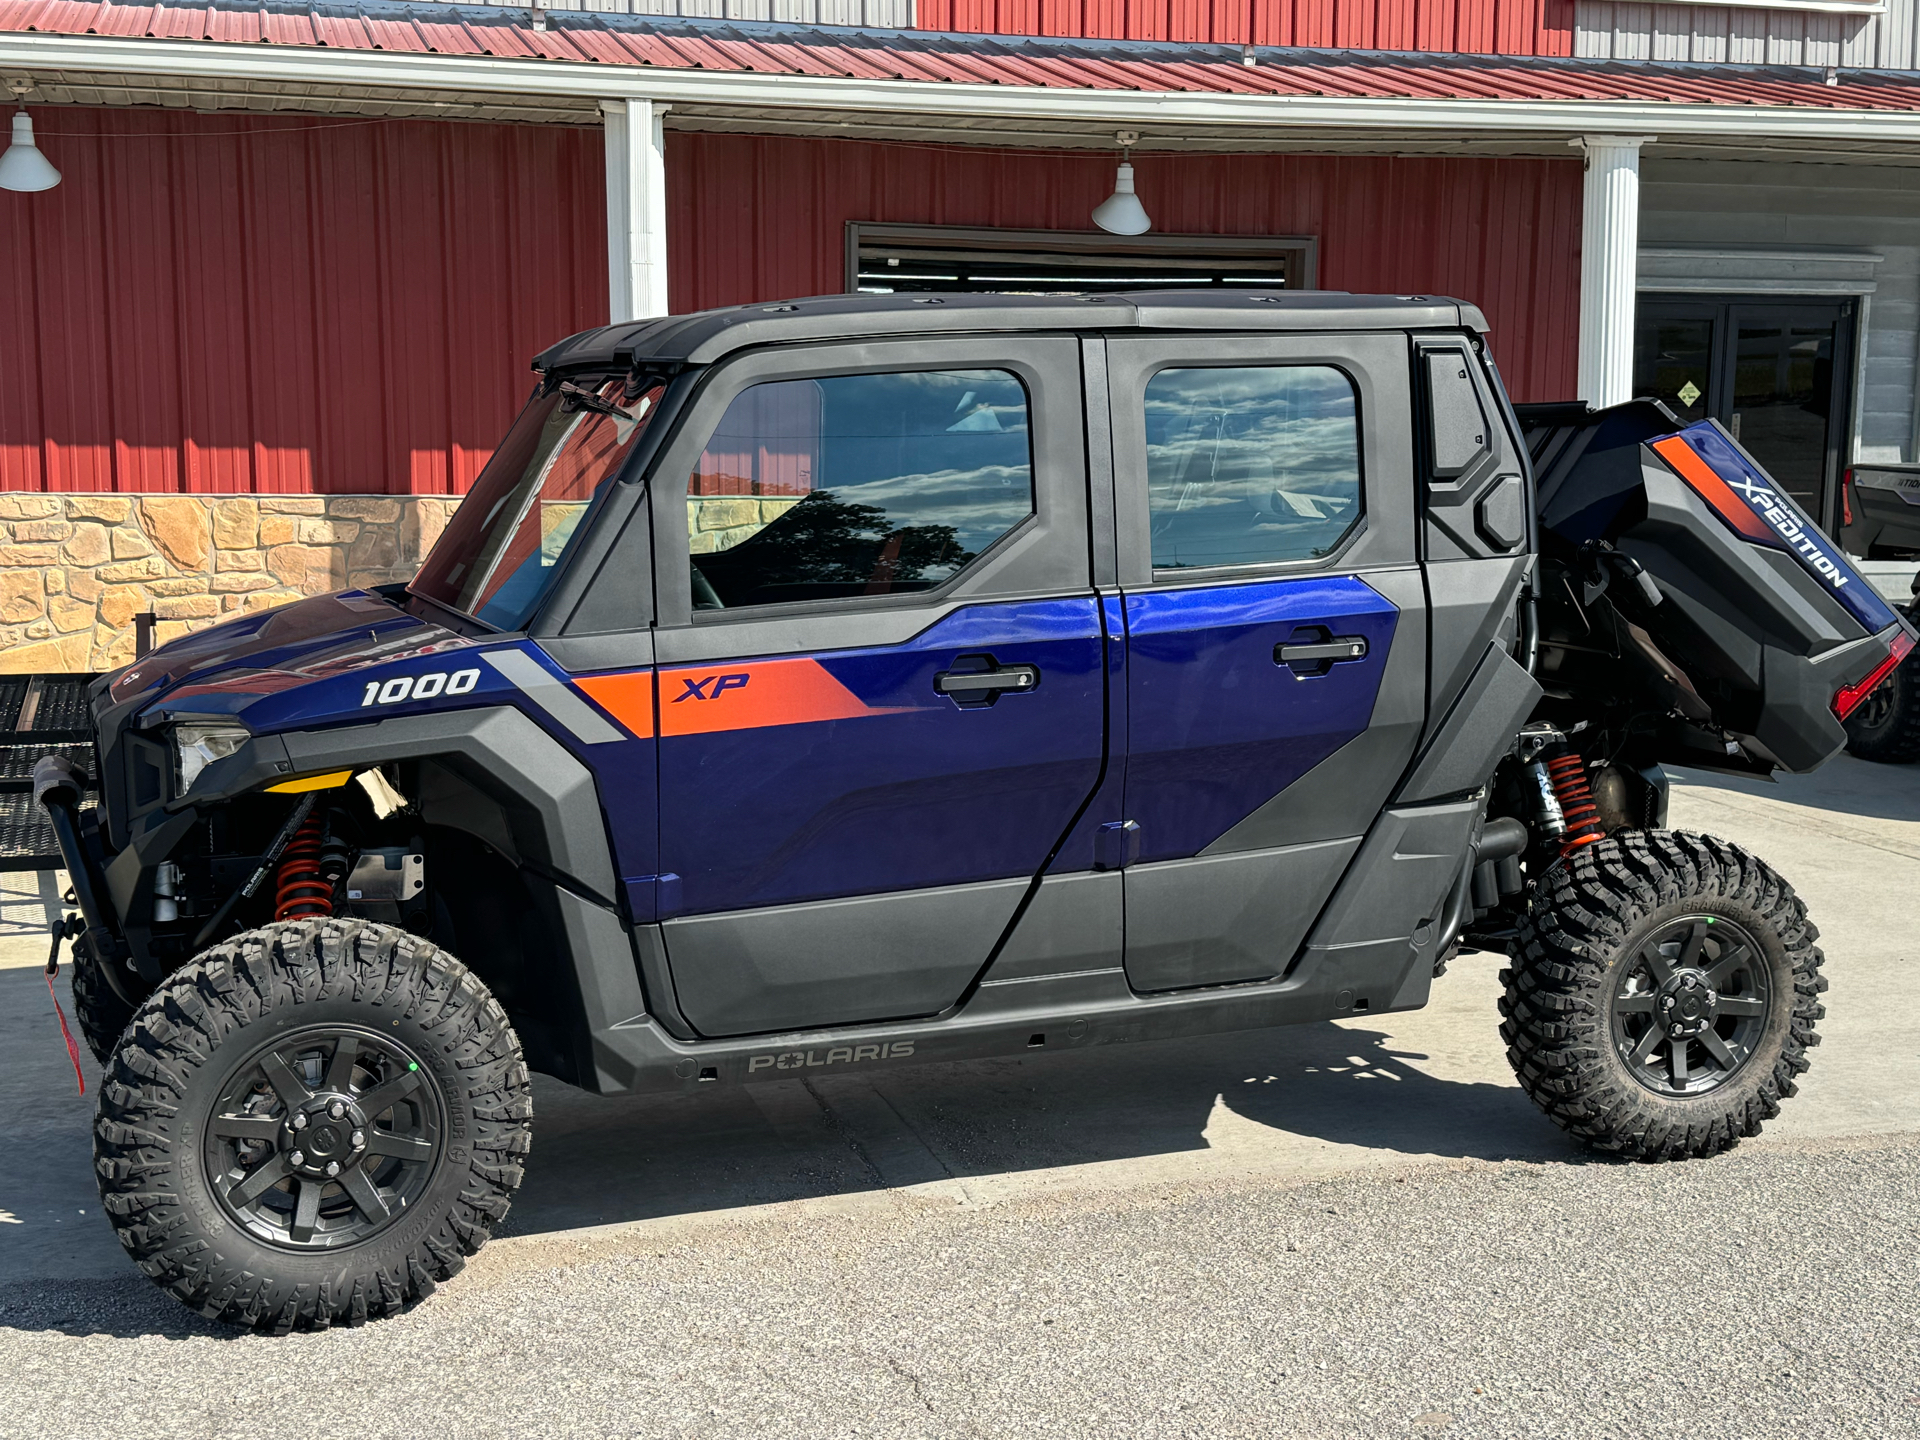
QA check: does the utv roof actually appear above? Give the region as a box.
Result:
[533,290,1490,374]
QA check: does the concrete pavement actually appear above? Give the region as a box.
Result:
[0,755,1913,1437]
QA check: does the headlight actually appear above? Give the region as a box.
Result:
[173,722,251,794]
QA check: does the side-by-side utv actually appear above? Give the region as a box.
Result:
[36,292,1914,1332]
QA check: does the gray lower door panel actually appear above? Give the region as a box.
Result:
[1122,837,1360,993]
[662,878,1029,1038]
[1304,798,1481,953]
[979,869,1123,984]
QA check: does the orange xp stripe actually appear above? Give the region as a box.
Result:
[1650,435,1775,544]
[573,670,656,739]
[658,658,902,737]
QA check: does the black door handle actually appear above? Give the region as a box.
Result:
[935,665,1039,696]
[1275,631,1368,678]
[1277,639,1368,664]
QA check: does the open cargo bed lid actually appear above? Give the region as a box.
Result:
[1517,400,1915,773]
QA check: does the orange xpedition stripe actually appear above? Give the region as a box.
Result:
[1650,436,1775,544]
[659,657,906,737]
[573,670,656,739]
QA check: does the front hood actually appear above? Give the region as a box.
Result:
[111,589,477,728]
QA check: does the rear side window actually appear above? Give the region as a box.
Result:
[1144,365,1363,570]
[685,369,1034,610]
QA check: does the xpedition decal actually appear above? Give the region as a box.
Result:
[1652,423,1899,635]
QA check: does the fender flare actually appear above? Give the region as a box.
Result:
[264,707,621,902]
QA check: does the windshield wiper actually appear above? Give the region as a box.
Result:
[557,379,656,445]
[557,380,630,421]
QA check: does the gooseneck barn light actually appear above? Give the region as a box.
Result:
[0,111,61,193]
[1091,130,1150,237]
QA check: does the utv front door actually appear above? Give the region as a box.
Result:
[645,338,1106,1038]
[1105,333,1428,992]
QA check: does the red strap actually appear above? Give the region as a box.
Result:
[45,967,86,1096]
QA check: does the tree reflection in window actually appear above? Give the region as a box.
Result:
[687,370,1033,611]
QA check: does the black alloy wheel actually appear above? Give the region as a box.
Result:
[1609,915,1771,1097]
[1851,680,1898,734]
[1501,830,1825,1161]
[96,919,532,1331]
[205,1026,444,1250]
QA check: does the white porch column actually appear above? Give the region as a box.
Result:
[602,98,669,324]
[1571,134,1653,409]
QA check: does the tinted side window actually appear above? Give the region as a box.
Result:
[1144,366,1363,570]
[686,370,1034,610]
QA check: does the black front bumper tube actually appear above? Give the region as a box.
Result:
[32,754,120,945]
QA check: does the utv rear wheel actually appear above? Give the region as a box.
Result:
[1500,831,1825,1161]
[94,919,532,1332]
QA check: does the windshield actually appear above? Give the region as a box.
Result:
[410,376,664,630]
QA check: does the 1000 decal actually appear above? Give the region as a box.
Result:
[359,669,481,707]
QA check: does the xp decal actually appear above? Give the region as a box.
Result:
[657,657,915,737]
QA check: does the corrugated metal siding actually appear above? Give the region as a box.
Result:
[0,106,606,494]
[671,133,1582,400]
[1575,0,1914,69]
[917,0,1575,53]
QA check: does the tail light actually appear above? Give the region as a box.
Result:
[1841,468,1855,527]
[1834,631,1916,721]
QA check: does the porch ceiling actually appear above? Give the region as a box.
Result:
[1,0,1914,159]
[4,67,1913,165]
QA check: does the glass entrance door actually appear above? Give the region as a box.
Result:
[1634,298,1857,531]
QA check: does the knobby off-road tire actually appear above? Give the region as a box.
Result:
[1843,643,1918,764]
[1500,830,1825,1161]
[94,919,533,1333]
[70,933,138,1066]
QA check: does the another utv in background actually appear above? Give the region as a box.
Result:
[1837,460,1918,762]
[35,291,1915,1332]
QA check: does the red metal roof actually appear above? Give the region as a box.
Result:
[3,0,1916,110]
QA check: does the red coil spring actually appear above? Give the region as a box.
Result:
[1546,751,1606,856]
[273,814,335,921]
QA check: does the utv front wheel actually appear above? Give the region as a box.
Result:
[94,920,532,1332]
[1500,831,1825,1161]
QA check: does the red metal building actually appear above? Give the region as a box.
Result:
[0,0,1913,552]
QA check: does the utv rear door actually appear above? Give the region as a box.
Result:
[1106,332,1428,992]
[644,337,1107,1038]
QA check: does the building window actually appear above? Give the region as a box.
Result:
[848,224,1316,295]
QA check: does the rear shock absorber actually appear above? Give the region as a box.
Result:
[1545,749,1606,856]
[274,812,335,920]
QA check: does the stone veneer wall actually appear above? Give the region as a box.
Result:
[0,494,462,674]
[687,495,803,553]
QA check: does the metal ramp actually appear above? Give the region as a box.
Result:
[0,674,98,874]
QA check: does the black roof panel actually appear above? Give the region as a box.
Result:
[532,290,1485,373]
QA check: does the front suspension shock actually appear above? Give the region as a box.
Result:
[273,813,335,920]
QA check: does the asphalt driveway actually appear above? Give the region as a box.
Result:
[0,755,1914,1438]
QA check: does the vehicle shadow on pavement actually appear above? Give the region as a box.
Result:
[0,967,1588,1339]
[498,1015,1590,1241]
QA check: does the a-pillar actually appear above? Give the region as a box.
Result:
[1572,134,1654,409]
[602,98,669,323]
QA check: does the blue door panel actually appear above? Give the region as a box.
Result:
[1044,592,1128,876]
[1123,575,1397,862]
[660,597,1106,917]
